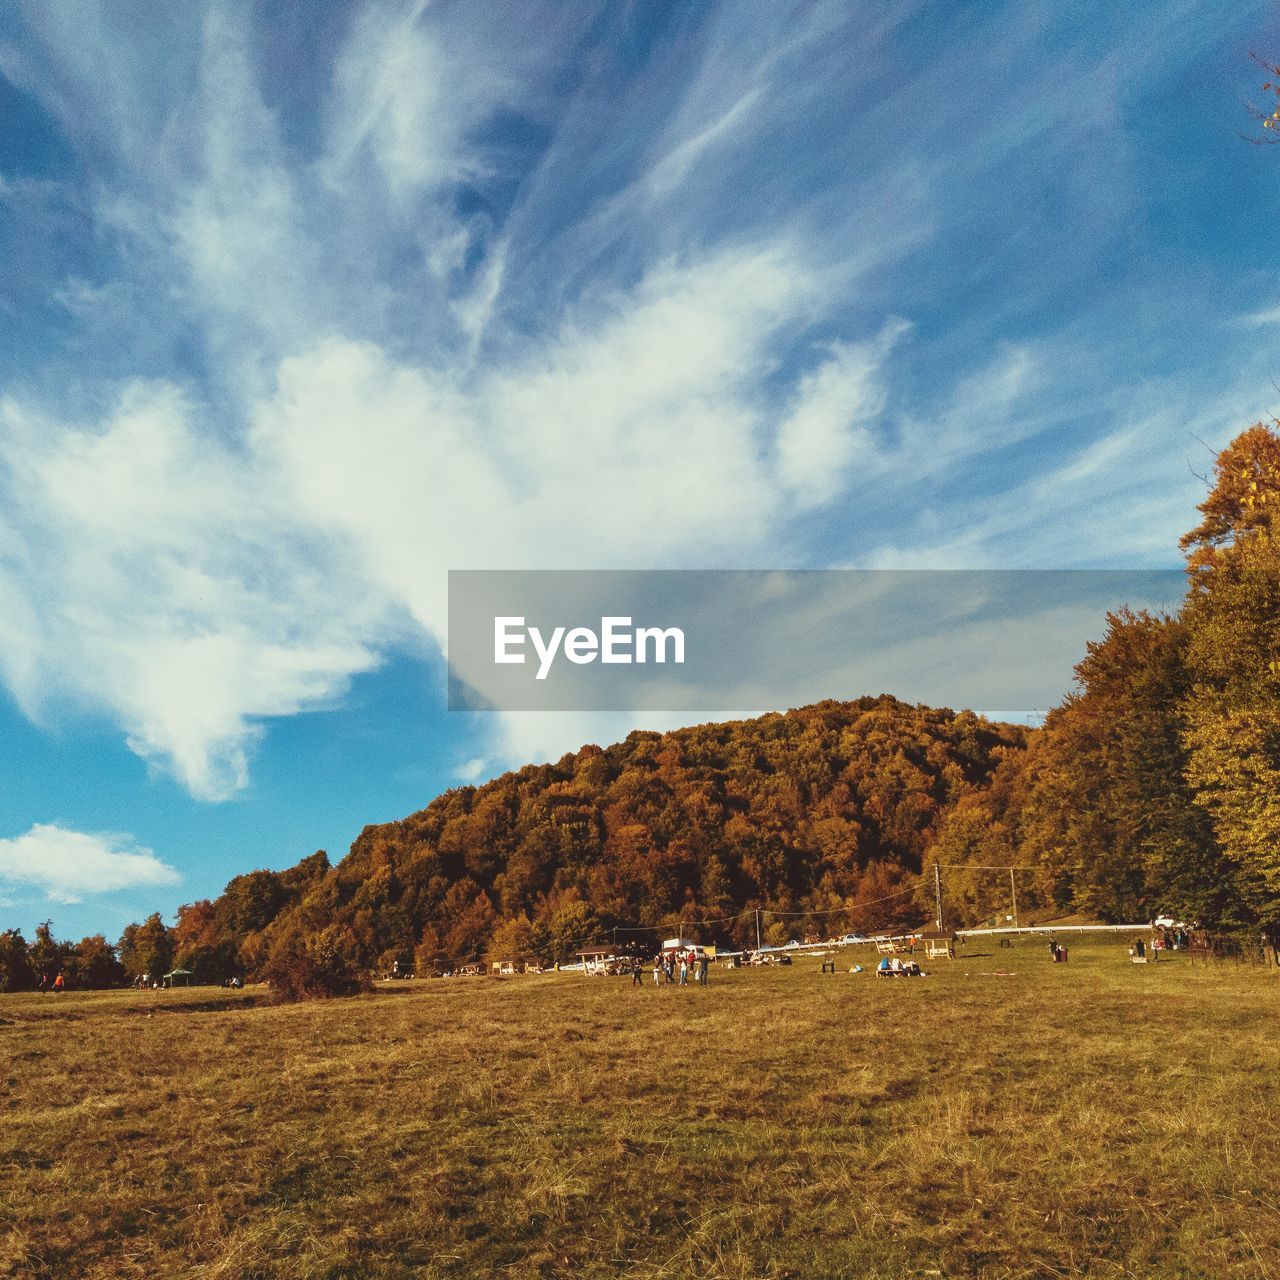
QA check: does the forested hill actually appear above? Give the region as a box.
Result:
[13,422,1273,994]
[176,697,1028,976]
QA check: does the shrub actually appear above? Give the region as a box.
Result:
[262,924,371,1002]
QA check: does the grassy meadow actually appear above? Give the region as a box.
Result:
[3,936,1279,1280]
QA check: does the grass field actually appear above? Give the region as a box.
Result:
[3,937,1279,1280]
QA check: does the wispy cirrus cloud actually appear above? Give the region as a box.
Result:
[0,0,1276,795]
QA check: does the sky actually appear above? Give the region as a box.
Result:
[1,0,1278,940]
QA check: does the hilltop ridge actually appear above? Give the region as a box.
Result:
[174,696,1029,977]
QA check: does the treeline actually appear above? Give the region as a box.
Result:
[0,921,127,991]
[0,912,208,992]
[6,422,1277,992]
[167,698,1028,984]
[0,858,337,993]
[934,423,1280,931]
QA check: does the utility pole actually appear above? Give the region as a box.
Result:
[1009,867,1019,930]
[755,908,762,951]
[934,862,944,931]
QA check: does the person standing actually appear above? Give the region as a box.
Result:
[631,956,643,986]
[53,972,65,992]
[678,953,688,986]
[653,953,663,986]
[38,974,48,994]
[698,952,709,986]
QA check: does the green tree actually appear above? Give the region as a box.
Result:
[544,889,596,963]
[0,929,35,992]
[118,913,175,980]
[28,921,66,980]
[66,935,126,989]
[218,870,288,936]
[486,913,538,964]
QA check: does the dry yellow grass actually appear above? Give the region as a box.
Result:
[3,937,1279,1279]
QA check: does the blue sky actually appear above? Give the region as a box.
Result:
[1,0,1278,940]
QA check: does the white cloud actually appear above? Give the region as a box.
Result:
[255,243,879,610]
[325,2,512,200]
[0,384,386,800]
[1237,306,1280,329]
[477,710,703,780]
[0,0,1276,803]
[776,319,909,507]
[0,240,900,799]
[0,824,180,904]
[863,380,1280,570]
[642,89,764,203]
[454,757,489,783]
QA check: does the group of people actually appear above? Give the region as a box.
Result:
[876,956,924,977]
[37,973,65,993]
[639,948,710,986]
[131,973,171,989]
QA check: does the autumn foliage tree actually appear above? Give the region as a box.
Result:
[1017,611,1234,924]
[262,921,370,1001]
[118,913,175,981]
[1180,423,1280,922]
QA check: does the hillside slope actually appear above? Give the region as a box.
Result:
[177,697,1028,975]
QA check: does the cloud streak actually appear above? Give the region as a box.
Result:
[0,0,1276,793]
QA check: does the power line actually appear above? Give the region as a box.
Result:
[608,907,759,935]
[934,863,1037,872]
[762,886,920,917]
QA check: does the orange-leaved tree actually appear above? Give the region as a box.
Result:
[1180,422,1280,922]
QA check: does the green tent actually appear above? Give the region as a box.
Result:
[163,969,195,988]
